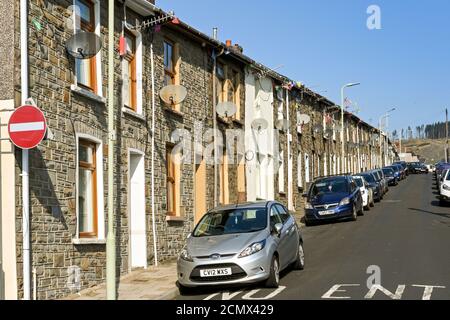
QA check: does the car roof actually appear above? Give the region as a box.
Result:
[209,200,275,212]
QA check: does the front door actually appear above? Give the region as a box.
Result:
[129,152,146,268]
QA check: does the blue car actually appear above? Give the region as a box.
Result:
[303,175,364,226]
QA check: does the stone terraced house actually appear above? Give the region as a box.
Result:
[0,0,397,299]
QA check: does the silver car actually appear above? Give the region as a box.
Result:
[177,201,304,291]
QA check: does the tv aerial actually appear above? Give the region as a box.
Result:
[275,119,290,131]
[160,84,187,106]
[65,31,102,59]
[251,118,269,134]
[216,101,237,118]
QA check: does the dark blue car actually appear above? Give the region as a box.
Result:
[361,172,383,202]
[303,175,364,226]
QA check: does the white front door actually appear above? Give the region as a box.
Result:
[129,152,147,268]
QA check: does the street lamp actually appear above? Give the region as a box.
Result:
[378,108,396,167]
[340,83,360,173]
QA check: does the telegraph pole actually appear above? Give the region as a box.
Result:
[446,108,449,162]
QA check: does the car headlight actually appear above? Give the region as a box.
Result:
[305,202,314,209]
[339,197,351,206]
[179,248,194,262]
[238,239,266,258]
[443,184,450,191]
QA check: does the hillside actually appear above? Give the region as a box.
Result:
[401,139,448,164]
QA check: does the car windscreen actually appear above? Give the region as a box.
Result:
[383,168,394,176]
[310,178,349,197]
[353,177,364,187]
[362,174,375,183]
[193,208,267,237]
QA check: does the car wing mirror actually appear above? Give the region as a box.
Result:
[273,223,283,236]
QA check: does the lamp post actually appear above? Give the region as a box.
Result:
[340,83,360,173]
[378,108,396,167]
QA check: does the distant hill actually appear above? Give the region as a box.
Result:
[401,139,448,164]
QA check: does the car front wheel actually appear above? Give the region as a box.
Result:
[292,242,305,270]
[265,255,280,288]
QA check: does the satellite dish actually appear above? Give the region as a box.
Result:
[325,128,334,137]
[216,101,237,118]
[371,133,379,141]
[251,118,269,133]
[298,114,311,125]
[66,31,101,59]
[275,119,290,131]
[313,124,323,134]
[160,85,187,105]
[334,125,343,133]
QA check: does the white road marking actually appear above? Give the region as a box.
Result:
[241,286,286,300]
[204,290,243,301]
[364,284,405,299]
[412,284,446,300]
[10,121,44,132]
[322,284,360,299]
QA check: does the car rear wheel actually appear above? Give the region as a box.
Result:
[292,242,305,270]
[265,255,280,288]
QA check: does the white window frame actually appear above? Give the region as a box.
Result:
[121,28,143,115]
[72,0,103,97]
[75,133,105,240]
[278,150,285,193]
[304,153,310,183]
[297,152,303,188]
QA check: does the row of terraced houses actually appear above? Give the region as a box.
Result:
[0,0,397,299]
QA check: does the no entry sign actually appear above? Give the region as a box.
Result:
[8,105,47,149]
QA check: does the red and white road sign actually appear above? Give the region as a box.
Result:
[8,105,47,149]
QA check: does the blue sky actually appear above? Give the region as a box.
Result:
[158,0,450,136]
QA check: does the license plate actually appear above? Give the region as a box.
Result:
[319,210,334,216]
[200,268,232,277]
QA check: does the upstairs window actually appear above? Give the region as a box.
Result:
[164,40,175,86]
[75,0,97,93]
[123,31,137,111]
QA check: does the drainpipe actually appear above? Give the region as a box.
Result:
[150,41,158,266]
[285,89,292,210]
[106,0,116,300]
[20,0,31,301]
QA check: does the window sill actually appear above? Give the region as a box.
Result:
[279,191,286,196]
[166,215,185,222]
[217,116,232,125]
[232,119,244,126]
[71,85,106,104]
[122,107,146,121]
[72,238,106,245]
[164,106,184,118]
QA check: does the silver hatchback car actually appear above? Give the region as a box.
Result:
[177,201,304,291]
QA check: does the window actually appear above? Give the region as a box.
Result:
[164,40,175,86]
[304,153,310,183]
[123,31,137,111]
[78,140,98,237]
[297,152,303,188]
[219,150,229,204]
[166,144,180,216]
[270,206,282,229]
[216,63,225,103]
[230,69,241,120]
[278,149,285,193]
[275,204,290,223]
[75,0,97,93]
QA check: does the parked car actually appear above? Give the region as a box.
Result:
[370,169,388,195]
[353,175,374,210]
[393,161,409,176]
[361,172,383,202]
[303,175,364,225]
[439,170,450,205]
[438,169,449,190]
[435,163,450,181]
[177,201,304,291]
[409,162,428,174]
[426,164,436,173]
[388,165,402,181]
[393,164,406,179]
[382,167,398,186]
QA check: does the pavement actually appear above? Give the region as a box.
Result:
[64,261,179,300]
[177,173,450,300]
